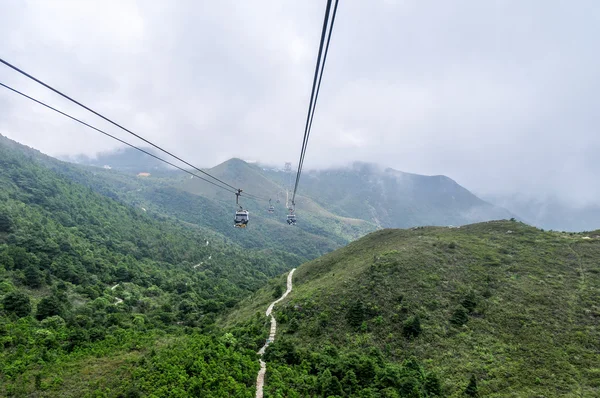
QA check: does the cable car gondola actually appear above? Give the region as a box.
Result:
[234,189,249,228]
[268,199,275,213]
[287,207,296,225]
[235,209,249,228]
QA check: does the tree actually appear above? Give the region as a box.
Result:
[178,299,197,314]
[272,284,283,299]
[287,318,300,334]
[0,213,12,233]
[403,315,422,339]
[424,372,442,396]
[0,250,14,270]
[465,375,478,397]
[0,280,14,294]
[461,292,477,313]
[450,306,469,326]
[341,370,359,396]
[2,291,32,318]
[319,369,343,397]
[36,295,64,320]
[280,339,301,365]
[347,300,365,328]
[24,265,43,288]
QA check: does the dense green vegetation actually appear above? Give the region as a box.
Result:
[0,136,288,396]
[263,340,442,397]
[60,151,377,264]
[229,221,600,397]
[3,134,599,396]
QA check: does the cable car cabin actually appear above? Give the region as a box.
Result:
[268,205,275,213]
[287,214,297,225]
[234,210,249,228]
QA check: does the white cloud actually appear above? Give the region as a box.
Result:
[1,0,599,205]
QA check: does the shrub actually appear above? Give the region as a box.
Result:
[2,291,31,318]
[465,375,478,397]
[0,213,12,233]
[450,307,469,326]
[461,292,477,313]
[272,284,283,299]
[24,265,43,288]
[424,372,442,396]
[36,295,64,321]
[347,300,365,328]
[287,318,299,334]
[403,315,422,339]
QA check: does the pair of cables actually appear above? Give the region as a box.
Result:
[0,58,267,200]
[291,0,340,207]
[0,0,339,207]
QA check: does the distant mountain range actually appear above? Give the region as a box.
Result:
[483,193,600,232]
[259,162,515,229]
[71,146,515,229]
[36,141,600,232]
[61,148,170,174]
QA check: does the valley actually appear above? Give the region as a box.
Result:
[1,1,597,395]
[1,135,598,397]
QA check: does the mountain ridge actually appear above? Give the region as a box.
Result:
[65,147,514,232]
[224,220,600,397]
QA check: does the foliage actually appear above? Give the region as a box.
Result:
[263,337,437,397]
[36,295,64,320]
[230,221,600,397]
[449,307,468,327]
[464,375,478,397]
[2,291,31,318]
[272,284,283,299]
[0,135,294,395]
[402,315,422,339]
[346,300,365,328]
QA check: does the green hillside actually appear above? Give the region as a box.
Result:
[67,144,516,242]
[4,134,597,397]
[0,135,369,266]
[226,220,600,397]
[54,152,379,264]
[0,136,286,396]
[177,158,378,249]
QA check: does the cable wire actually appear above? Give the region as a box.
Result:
[0,57,260,198]
[296,0,339,194]
[291,0,339,206]
[292,0,332,205]
[0,81,239,194]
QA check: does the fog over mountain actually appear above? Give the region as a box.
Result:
[1,0,599,209]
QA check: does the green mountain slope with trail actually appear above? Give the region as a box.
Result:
[0,136,287,396]
[226,220,600,397]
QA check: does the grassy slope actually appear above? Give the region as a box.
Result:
[178,159,377,239]
[65,156,377,263]
[225,220,600,397]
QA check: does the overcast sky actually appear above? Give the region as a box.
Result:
[1,0,599,205]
